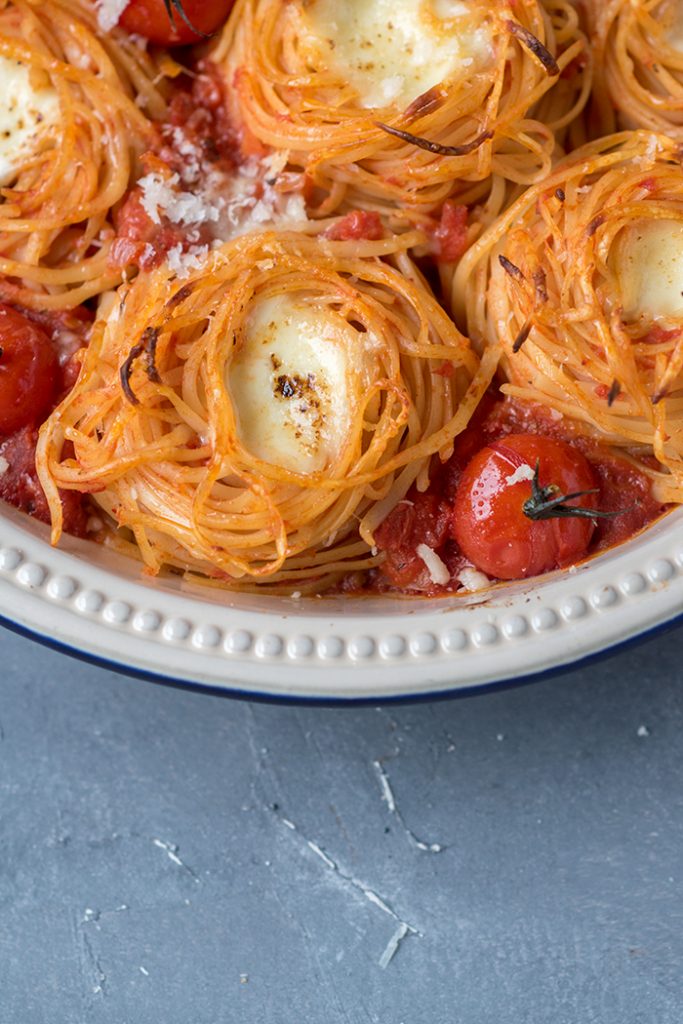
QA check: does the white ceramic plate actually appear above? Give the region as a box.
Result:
[0,500,681,701]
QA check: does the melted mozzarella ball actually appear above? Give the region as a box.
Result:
[302,0,492,109]
[0,57,60,187]
[228,295,373,475]
[613,219,683,321]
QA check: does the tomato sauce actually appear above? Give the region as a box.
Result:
[324,211,384,241]
[110,61,239,274]
[367,396,667,595]
[0,427,88,536]
[432,202,469,262]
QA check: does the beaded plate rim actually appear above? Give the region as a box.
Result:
[0,503,681,700]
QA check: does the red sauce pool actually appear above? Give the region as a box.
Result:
[365,395,667,596]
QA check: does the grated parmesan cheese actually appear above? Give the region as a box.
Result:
[166,244,209,279]
[167,127,202,184]
[97,0,128,31]
[215,158,310,241]
[505,463,535,486]
[457,566,491,592]
[138,172,222,227]
[261,149,290,180]
[132,140,312,281]
[416,544,450,586]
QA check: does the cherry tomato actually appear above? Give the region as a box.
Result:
[119,0,235,45]
[0,305,59,435]
[451,434,598,580]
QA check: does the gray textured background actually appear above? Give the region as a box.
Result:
[1,624,682,1024]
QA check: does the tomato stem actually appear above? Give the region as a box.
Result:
[505,20,560,76]
[375,123,493,158]
[162,0,210,39]
[523,460,624,522]
[120,327,161,406]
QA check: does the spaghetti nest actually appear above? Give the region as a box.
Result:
[38,229,496,590]
[0,0,166,311]
[213,0,591,223]
[592,0,683,139]
[456,131,683,503]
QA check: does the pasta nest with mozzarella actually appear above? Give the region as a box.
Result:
[591,0,683,140]
[0,0,166,310]
[213,0,591,226]
[38,229,495,588]
[456,130,683,503]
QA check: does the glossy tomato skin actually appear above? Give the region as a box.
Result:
[452,434,598,580]
[119,0,235,45]
[0,305,59,435]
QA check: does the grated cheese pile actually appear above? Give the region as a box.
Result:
[165,243,210,280]
[134,126,309,280]
[138,172,222,228]
[216,154,309,240]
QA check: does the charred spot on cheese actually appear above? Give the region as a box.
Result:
[228,294,377,475]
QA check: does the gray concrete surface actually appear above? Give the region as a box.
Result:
[0,625,682,1024]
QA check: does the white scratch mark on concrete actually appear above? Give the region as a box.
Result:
[374,760,397,813]
[273,810,421,963]
[379,922,410,969]
[153,838,200,882]
[372,760,444,854]
[82,905,128,929]
[307,839,336,870]
[81,928,107,998]
[363,889,396,918]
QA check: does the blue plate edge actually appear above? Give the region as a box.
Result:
[1,606,681,706]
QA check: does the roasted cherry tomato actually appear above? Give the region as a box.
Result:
[0,305,59,435]
[451,434,600,580]
[119,0,235,45]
